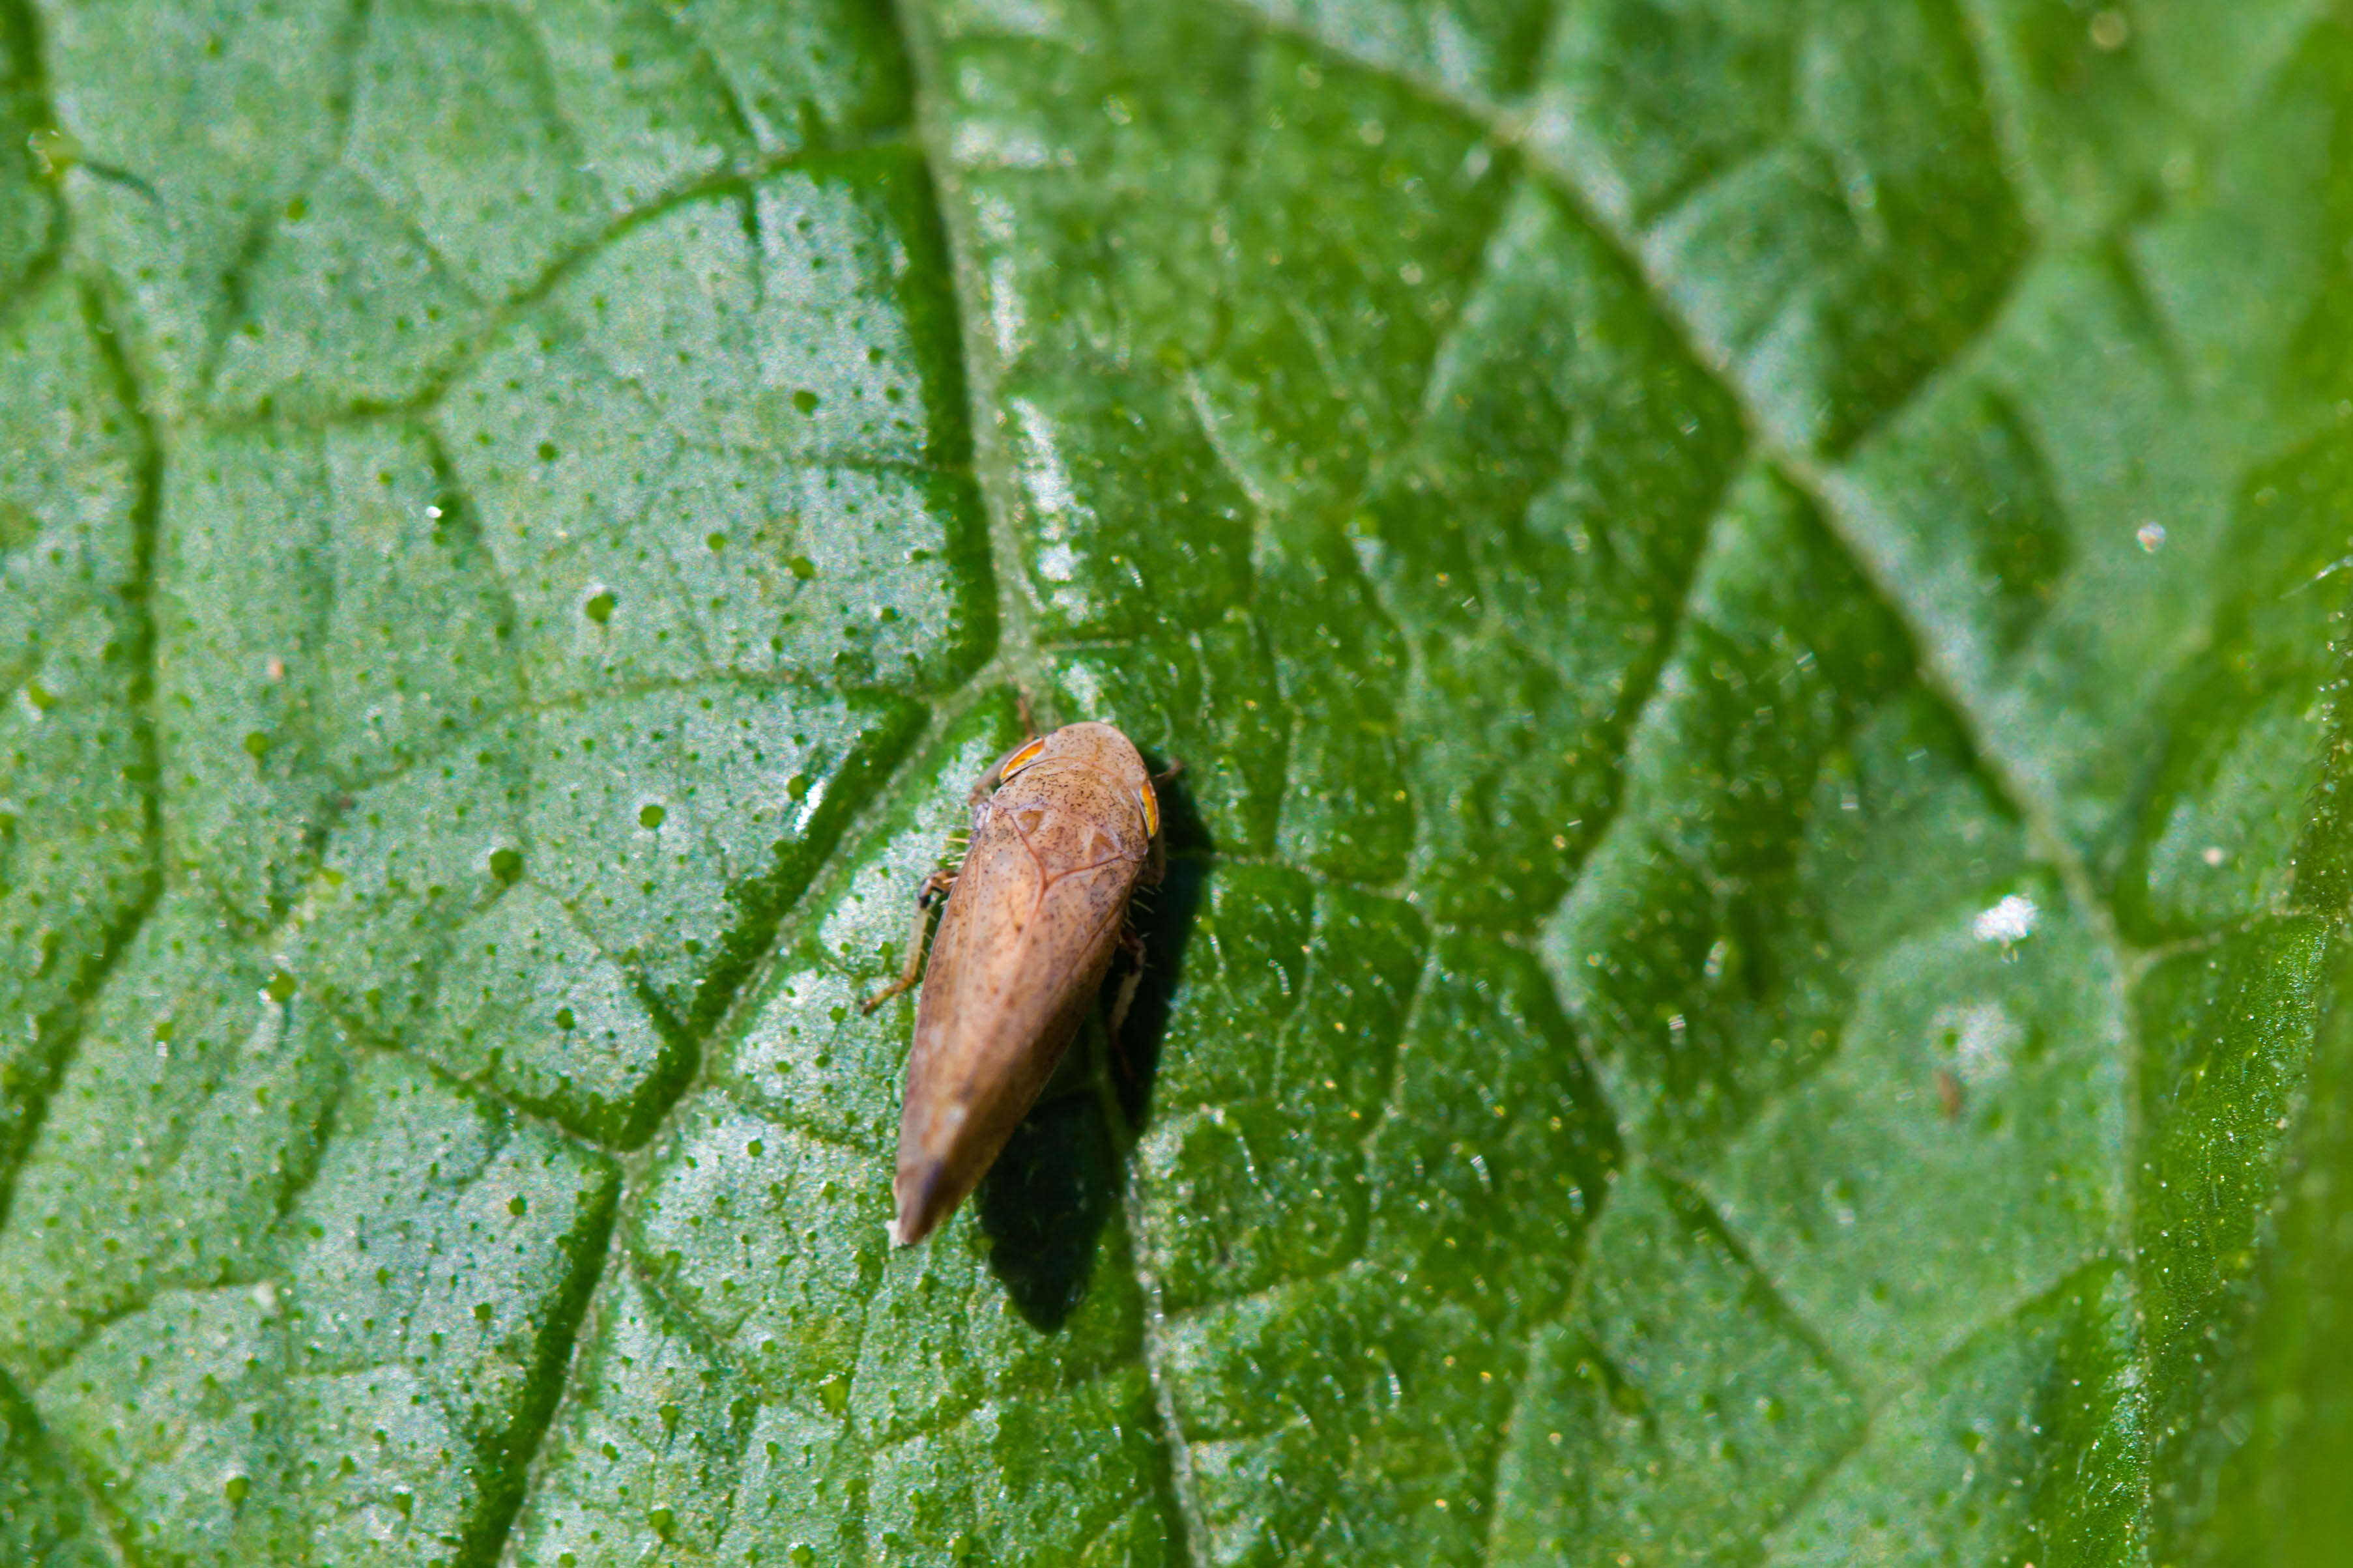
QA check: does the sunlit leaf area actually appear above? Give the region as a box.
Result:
[3,0,2352,1563]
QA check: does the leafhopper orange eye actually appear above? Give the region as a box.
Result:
[1138,780,1159,838]
[997,735,1047,782]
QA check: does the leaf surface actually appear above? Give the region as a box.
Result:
[1,0,2349,1564]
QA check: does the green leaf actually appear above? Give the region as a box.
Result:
[1,0,2350,1564]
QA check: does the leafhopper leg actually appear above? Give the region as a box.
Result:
[858,866,957,1014]
[1103,922,1149,1087]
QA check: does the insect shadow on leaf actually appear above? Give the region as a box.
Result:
[975,756,1210,1331]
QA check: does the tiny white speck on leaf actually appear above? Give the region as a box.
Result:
[1972,894,2038,945]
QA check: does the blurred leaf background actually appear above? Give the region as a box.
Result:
[1,0,2350,1563]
